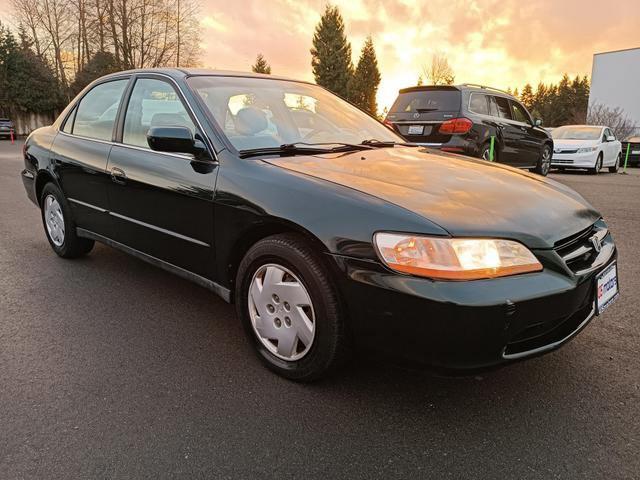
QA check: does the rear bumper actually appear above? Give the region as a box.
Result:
[21,169,38,205]
[412,136,479,157]
[330,244,616,371]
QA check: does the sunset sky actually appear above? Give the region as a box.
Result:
[2,0,639,112]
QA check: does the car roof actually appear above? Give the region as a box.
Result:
[398,84,514,98]
[99,67,313,85]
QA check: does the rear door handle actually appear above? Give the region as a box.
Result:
[110,167,126,184]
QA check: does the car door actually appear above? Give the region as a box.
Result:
[51,77,130,235]
[106,75,218,279]
[488,95,527,167]
[603,128,618,165]
[509,99,540,166]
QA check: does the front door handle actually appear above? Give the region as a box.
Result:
[110,167,127,184]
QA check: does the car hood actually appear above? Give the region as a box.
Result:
[553,139,599,149]
[264,147,600,249]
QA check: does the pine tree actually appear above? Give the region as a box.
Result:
[519,84,534,111]
[70,51,120,95]
[310,5,353,99]
[349,36,381,115]
[251,53,271,74]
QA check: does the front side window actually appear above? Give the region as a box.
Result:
[511,101,531,124]
[469,93,489,115]
[493,96,512,120]
[187,76,401,152]
[72,79,128,141]
[123,78,196,149]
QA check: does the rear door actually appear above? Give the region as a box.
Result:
[106,75,218,279]
[385,88,461,145]
[50,77,130,235]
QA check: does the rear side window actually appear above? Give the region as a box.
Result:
[390,90,460,113]
[468,93,489,115]
[493,96,512,120]
[73,79,128,141]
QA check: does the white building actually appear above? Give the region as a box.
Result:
[589,47,640,136]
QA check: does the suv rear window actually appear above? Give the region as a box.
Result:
[390,90,460,113]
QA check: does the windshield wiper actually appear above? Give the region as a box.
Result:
[239,142,374,159]
[360,139,420,148]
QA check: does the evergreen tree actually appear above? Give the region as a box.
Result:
[349,36,381,115]
[70,51,120,95]
[0,22,64,116]
[520,83,534,110]
[310,4,353,99]
[251,53,271,74]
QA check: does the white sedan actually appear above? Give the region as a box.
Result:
[551,125,622,174]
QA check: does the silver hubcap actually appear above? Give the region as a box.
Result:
[542,148,551,174]
[44,195,65,247]
[482,148,491,161]
[248,263,315,361]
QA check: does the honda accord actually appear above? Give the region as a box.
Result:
[20,69,619,381]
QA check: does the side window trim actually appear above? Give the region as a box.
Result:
[116,74,213,161]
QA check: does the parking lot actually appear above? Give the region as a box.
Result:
[0,138,638,479]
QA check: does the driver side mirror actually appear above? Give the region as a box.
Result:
[606,135,616,142]
[534,118,543,127]
[147,126,208,158]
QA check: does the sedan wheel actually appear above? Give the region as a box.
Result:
[44,194,65,247]
[236,233,350,381]
[248,263,316,361]
[609,154,621,173]
[590,155,603,175]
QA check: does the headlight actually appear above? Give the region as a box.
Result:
[577,147,597,153]
[374,233,542,280]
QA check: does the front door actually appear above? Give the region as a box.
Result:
[106,76,218,279]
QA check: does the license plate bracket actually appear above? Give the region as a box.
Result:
[595,261,619,314]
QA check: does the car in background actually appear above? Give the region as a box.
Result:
[621,136,640,167]
[384,84,553,175]
[551,125,622,174]
[0,118,15,139]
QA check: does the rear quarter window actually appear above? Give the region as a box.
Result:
[468,93,489,115]
[390,90,461,113]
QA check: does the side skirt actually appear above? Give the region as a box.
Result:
[76,228,231,303]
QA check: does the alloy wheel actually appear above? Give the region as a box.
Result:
[541,146,551,175]
[44,194,65,247]
[248,263,316,361]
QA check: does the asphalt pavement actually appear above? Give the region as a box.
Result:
[1,139,638,479]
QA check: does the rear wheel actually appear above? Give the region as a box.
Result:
[589,154,603,175]
[40,183,94,258]
[235,233,350,381]
[534,144,552,176]
[609,153,621,173]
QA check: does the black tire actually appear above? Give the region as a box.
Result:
[534,144,552,176]
[589,154,603,175]
[480,142,497,162]
[40,183,94,258]
[235,233,350,381]
[609,153,621,173]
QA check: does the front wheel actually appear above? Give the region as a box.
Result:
[609,153,621,173]
[534,144,552,176]
[589,154,603,175]
[235,234,350,381]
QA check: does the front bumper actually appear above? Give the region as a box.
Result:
[551,151,598,168]
[331,233,616,371]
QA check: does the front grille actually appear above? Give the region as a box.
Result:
[554,222,610,274]
[555,149,578,154]
[504,300,594,357]
[552,158,574,164]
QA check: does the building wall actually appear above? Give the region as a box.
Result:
[589,47,640,136]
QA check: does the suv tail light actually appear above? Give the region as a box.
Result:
[439,117,473,135]
[383,118,395,130]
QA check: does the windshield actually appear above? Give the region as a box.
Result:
[552,126,602,140]
[187,76,401,152]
